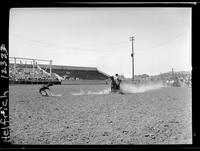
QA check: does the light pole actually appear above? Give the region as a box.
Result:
[130,36,135,80]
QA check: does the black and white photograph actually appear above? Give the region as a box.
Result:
[8,7,192,145]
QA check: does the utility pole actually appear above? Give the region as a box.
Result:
[172,68,175,81]
[130,36,135,80]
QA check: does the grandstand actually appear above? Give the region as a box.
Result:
[9,57,110,85]
[42,65,109,80]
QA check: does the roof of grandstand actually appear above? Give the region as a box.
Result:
[10,63,97,71]
[40,64,98,71]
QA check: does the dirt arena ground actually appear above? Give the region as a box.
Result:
[9,84,192,145]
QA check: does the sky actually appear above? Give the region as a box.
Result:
[9,7,191,78]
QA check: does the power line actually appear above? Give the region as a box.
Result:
[10,33,126,53]
[137,32,186,52]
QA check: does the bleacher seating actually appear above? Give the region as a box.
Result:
[45,68,108,80]
[9,63,59,82]
[9,63,109,83]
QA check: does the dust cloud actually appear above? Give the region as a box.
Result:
[71,81,165,95]
[120,81,165,94]
[71,89,110,95]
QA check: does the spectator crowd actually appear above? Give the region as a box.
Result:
[9,64,59,82]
